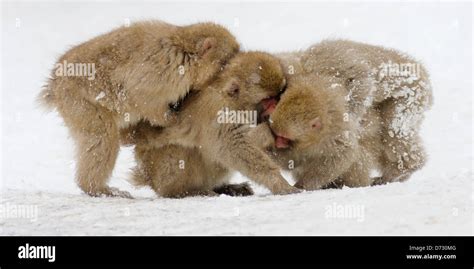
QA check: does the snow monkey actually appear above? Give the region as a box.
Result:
[38,21,240,197]
[268,76,380,189]
[121,52,300,197]
[266,39,433,190]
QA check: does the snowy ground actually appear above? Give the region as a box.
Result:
[1,1,473,235]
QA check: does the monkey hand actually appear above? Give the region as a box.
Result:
[270,181,301,195]
[247,123,275,150]
[127,121,165,147]
[88,187,133,199]
[119,121,155,146]
[106,187,134,198]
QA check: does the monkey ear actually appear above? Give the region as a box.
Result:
[226,81,240,97]
[198,37,216,57]
[310,117,322,131]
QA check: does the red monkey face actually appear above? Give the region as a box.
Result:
[268,81,328,150]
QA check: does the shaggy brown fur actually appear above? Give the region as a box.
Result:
[269,76,380,189]
[267,39,433,189]
[129,142,256,198]
[38,20,239,197]
[122,52,298,197]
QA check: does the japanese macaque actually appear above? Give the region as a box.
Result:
[122,52,299,197]
[266,39,433,189]
[38,21,240,197]
[268,76,380,189]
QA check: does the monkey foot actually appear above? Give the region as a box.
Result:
[321,179,344,189]
[371,177,389,186]
[272,184,301,195]
[213,183,254,197]
[87,187,133,199]
[165,189,218,198]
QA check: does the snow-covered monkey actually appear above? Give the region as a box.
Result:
[268,39,433,189]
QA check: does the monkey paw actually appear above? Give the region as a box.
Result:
[213,183,254,197]
[88,187,133,199]
[321,179,344,189]
[168,189,218,198]
[271,184,301,195]
[107,187,134,198]
[371,177,387,186]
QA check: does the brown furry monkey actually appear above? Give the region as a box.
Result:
[267,39,432,189]
[122,52,299,197]
[268,76,379,189]
[125,39,433,195]
[38,21,239,197]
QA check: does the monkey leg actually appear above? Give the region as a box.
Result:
[379,100,427,184]
[60,98,131,198]
[293,164,345,191]
[293,137,359,190]
[132,144,230,198]
[119,120,164,146]
[339,158,372,188]
[339,137,379,188]
[380,139,426,183]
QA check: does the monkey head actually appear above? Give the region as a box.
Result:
[268,77,345,150]
[173,22,240,90]
[220,51,286,111]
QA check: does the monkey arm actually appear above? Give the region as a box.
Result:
[246,122,275,151]
[206,124,299,195]
[119,121,167,147]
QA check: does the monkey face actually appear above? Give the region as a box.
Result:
[268,82,328,151]
[223,52,286,111]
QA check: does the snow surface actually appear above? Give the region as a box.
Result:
[1,1,473,235]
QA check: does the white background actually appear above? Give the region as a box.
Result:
[0,0,472,235]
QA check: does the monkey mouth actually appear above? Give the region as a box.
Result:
[257,96,278,123]
[274,134,292,149]
[261,97,277,116]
